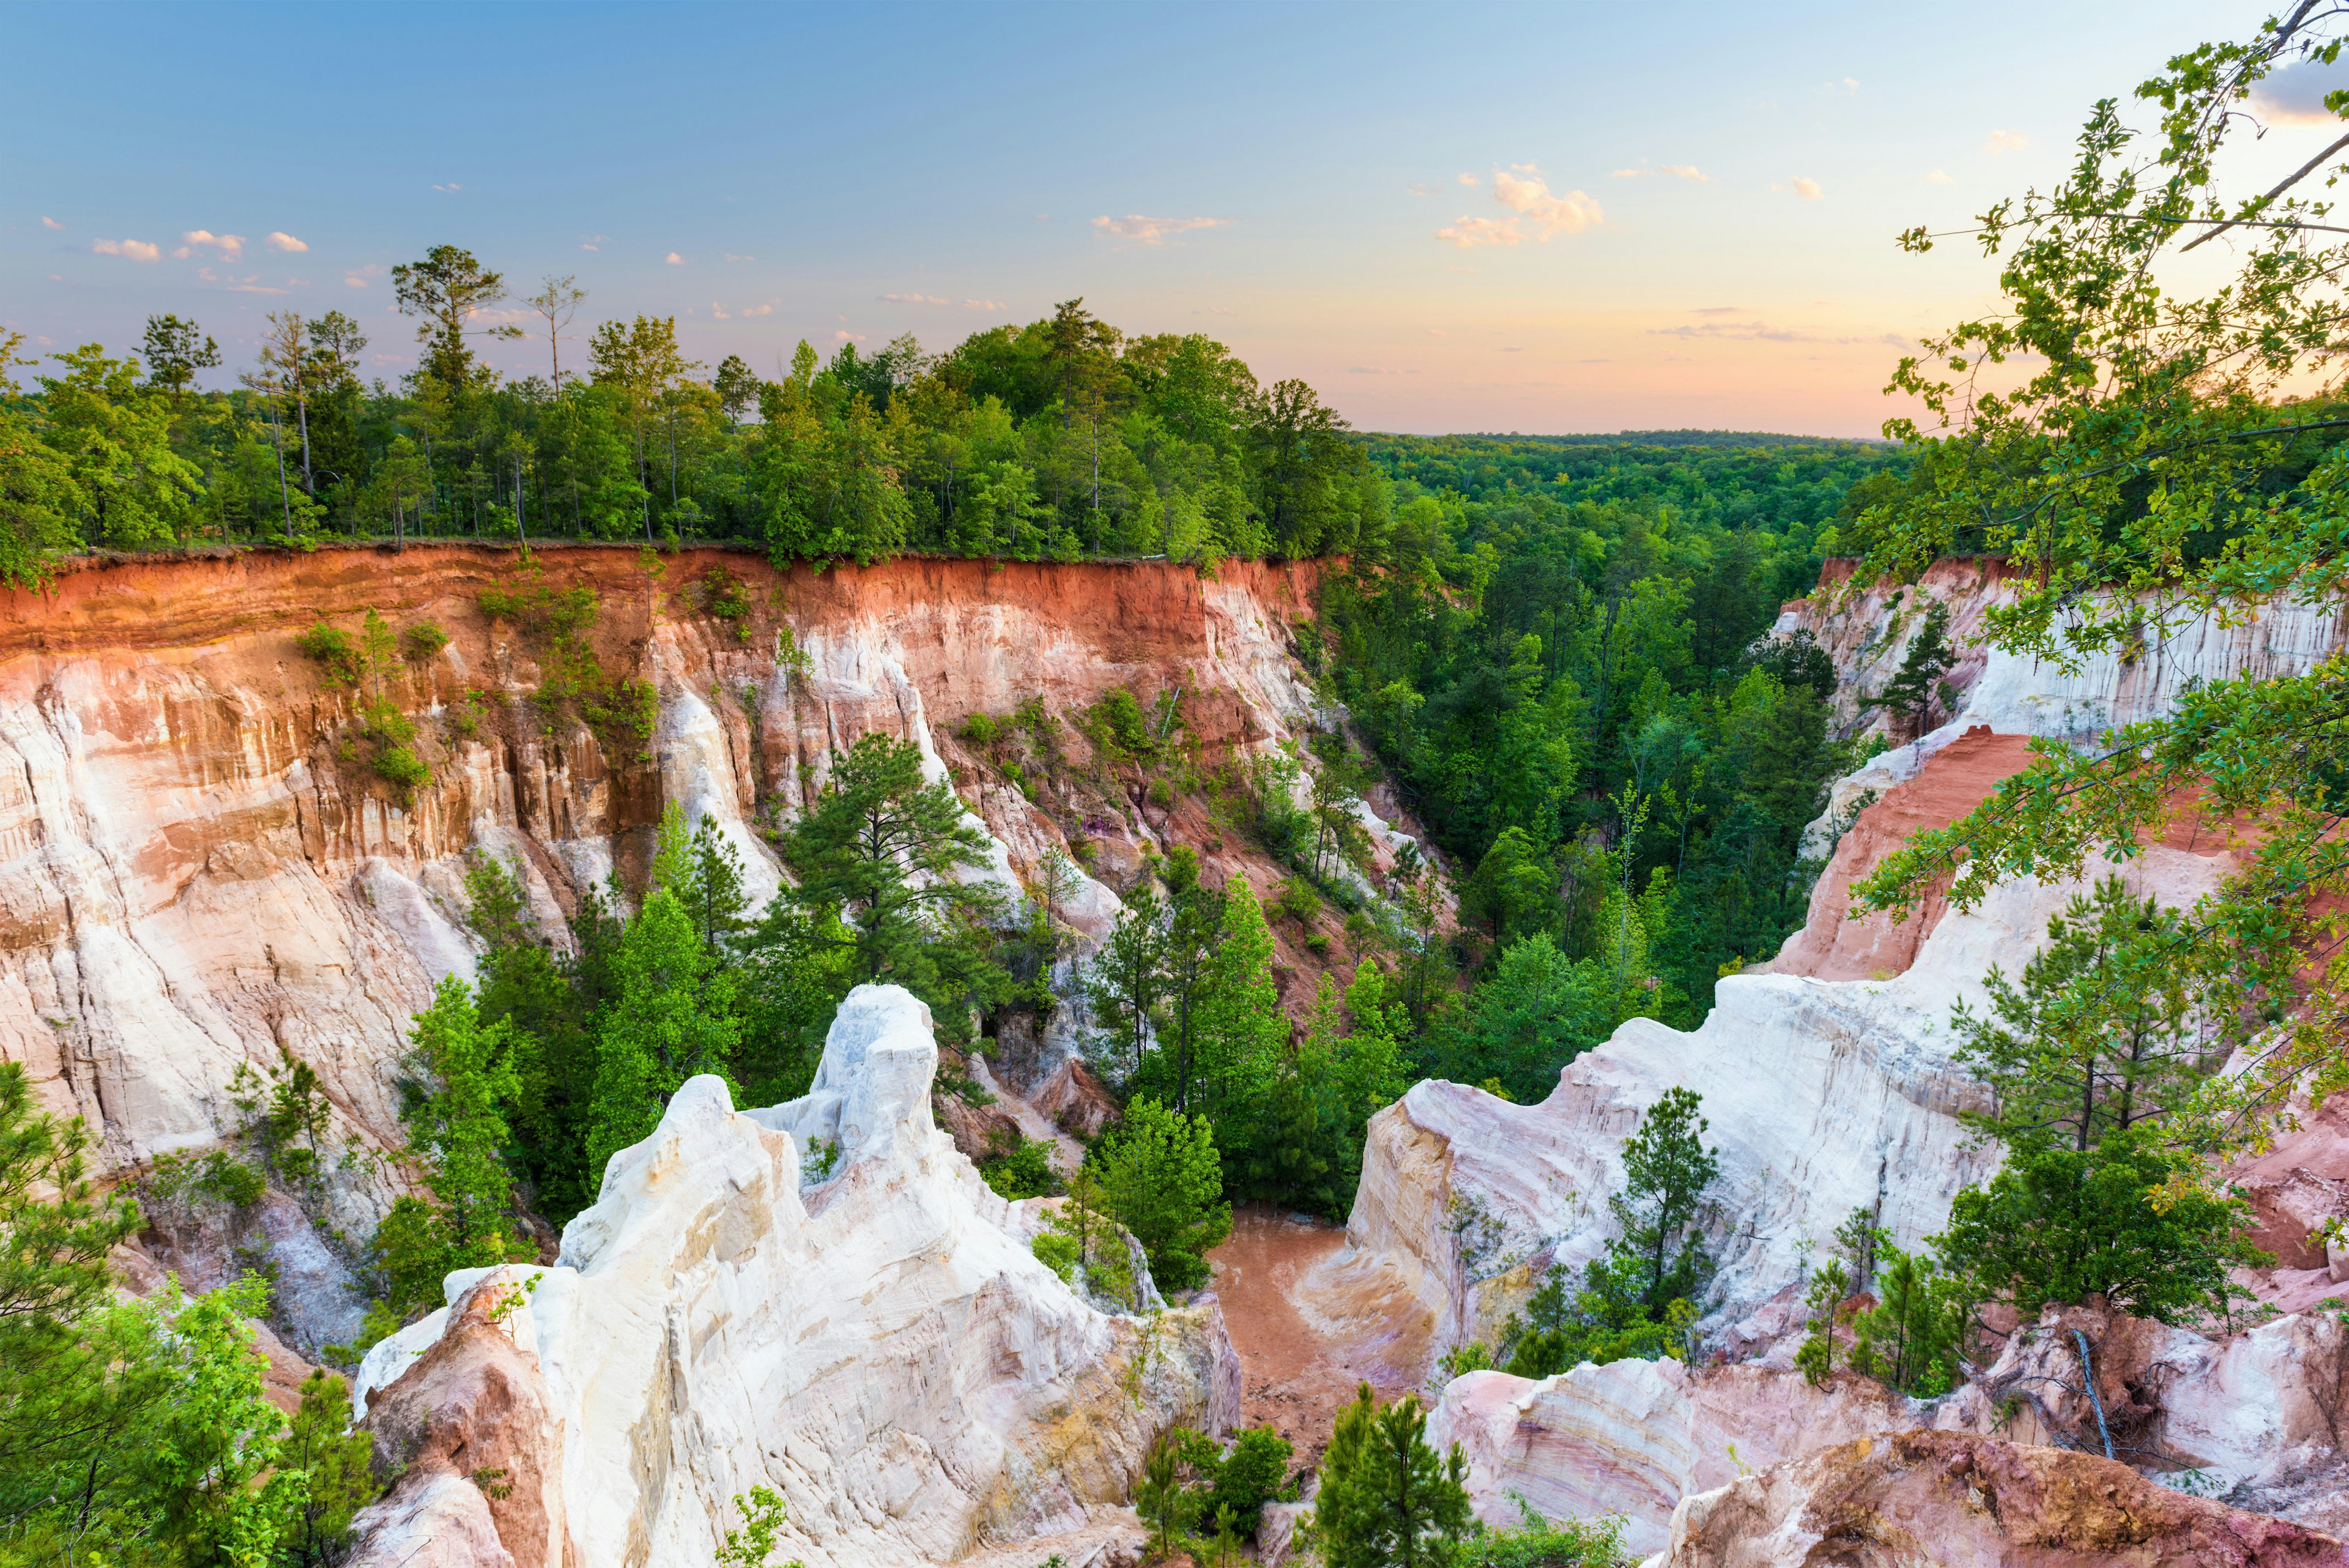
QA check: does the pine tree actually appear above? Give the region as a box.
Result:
[1614,1086,1720,1312]
[1310,1385,1471,1568]
[1188,879,1288,1136]
[1082,883,1163,1090]
[1094,1098,1231,1293]
[1952,875,2213,1154]
[587,888,742,1180]
[650,801,750,954]
[280,1370,381,1565]
[1862,599,1955,741]
[779,731,1006,1028]
[402,975,525,1269]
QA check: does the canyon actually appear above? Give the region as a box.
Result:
[3,544,2345,1565]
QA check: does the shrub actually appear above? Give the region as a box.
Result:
[400,620,450,663]
[959,712,1002,748]
[295,621,363,686]
[374,746,431,795]
[980,1133,1062,1200]
[1275,876,1324,924]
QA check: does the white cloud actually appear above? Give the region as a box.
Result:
[1406,182,1430,196]
[1693,305,1741,316]
[432,182,462,192]
[1491,164,1603,236]
[1090,214,1228,245]
[581,243,599,251]
[1435,215,1524,248]
[1983,129,2029,154]
[182,229,247,259]
[40,216,63,231]
[724,253,753,262]
[1791,177,1822,199]
[711,302,730,319]
[742,303,775,316]
[92,238,160,262]
[1499,346,1524,353]
[1457,173,1480,186]
[1611,163,1712,182]
[834,330,864,342]
[883,292,949,305]
[666,251,685,265]
[266,231,307,253]
[1427,328,1449,337]
[344,276,369,288]
[1926,168,1951,185]
[2250,58,2349,125]
[964,298,1006,310]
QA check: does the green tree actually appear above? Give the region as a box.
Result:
[1952,877,2214,1153]
[587,887,743,1178]
[777,732,1006,1023]
[1094,1097,1231,1293]
[1843,7,2349,1158]
[1186,879,1287,1130]
[380,976,528,1312]
[393,244,524,395]
[141,313,221,401]
[35,344,205,549]
[1310,1384,1471,1568]
[1860,599,1955,741]
[1935,1128,2264,1326]
[1846,1243,1969,1397]
[279,1370,380,1566]
[1612,1087,1719,1312]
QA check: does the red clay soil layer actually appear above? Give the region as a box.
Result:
[0,541,1322,661]
[1772,726,2039,981]
[1207,1208,1425,1468]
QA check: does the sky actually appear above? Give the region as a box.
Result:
[0,0,2328,437]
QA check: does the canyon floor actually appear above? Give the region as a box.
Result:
[1206,1208,1429,1469]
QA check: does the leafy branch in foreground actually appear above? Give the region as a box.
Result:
[1845,3,2349,1160]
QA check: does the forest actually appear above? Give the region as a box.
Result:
[0,256,1378,574]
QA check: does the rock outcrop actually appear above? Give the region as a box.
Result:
[347,984,1239,1568]
[1649,1430,2347,1568]
[0,544,1423,1350]
[1426,1306,2348,1555]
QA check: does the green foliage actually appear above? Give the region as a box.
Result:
[777,731,1007,1032]
[294,622,363,686]
[1032,1167,1135,1309]
[1858,600,1955,741]
[1839,7,2349,1159]
[1503,1091,1717,1377]
[1846,1243,1970,1398]
[1935,1129,2265,1327]
[1,1272,310,1568]
[1309,1384,1472,1568]
[384,975,530,1313]
[400,619,451,663]
[1950,877,2216,1155]
[1094,1098,1231,1293]
[1450,1498,1631,1568]
[979,1132,1063,1200]
[280,1370,380,1566]
[586,886,742,1178]
[1203,1427,1294,1539]
[716,1485,803,1568]
[1135,1432,1201,1559]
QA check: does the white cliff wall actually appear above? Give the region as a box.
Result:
[350,984,1241,1568]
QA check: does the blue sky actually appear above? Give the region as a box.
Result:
[0,0,2307,434]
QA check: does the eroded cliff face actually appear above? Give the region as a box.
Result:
[346,985,1239,1568]
[0,543,1408,1349]
[1353,565,2349,1549]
